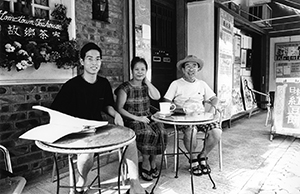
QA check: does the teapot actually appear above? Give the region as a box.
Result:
[182,98,204,115]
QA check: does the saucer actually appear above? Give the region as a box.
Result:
[157,111,173,116]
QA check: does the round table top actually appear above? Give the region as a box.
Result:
[35,124,136,154]
[152,112,218,125]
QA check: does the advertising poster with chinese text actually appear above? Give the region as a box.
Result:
[274,42,300,79]
[231,33,245,115]
[273,78,300,137]
[217,8,234,120]
[274,42,300,61]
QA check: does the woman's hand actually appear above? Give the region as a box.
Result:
[143,78,161,100]
[143,77,150,85]
[114,112,124,126]
[136,116,150,123]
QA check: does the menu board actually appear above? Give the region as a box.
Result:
[273,78,300,137]
[275,62,300,78]
[216,8,234,120]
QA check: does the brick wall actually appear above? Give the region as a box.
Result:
[0,0,125,181]
[75,0,125,89]
[0,84,63,180]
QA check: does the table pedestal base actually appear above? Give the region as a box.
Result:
[173,125,217,194]
[52,146,129,194]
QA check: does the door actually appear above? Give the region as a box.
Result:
[151,0,176,107]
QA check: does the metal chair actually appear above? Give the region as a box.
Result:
[0,145,27,194]
[150,105,172,169]
[246,85,273,126]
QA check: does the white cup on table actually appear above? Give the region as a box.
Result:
[159,102,176,114]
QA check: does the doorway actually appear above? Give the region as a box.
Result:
[151,0,177,107]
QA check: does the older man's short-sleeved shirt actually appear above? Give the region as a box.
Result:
[164,78,216,108]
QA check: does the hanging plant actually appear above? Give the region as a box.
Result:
[53,39,80,69]
[0,41,50,71]
[0,3,80,71]
[51,4,72,30]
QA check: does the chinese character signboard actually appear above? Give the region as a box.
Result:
[272,78,300,138]
[0,9,68,45]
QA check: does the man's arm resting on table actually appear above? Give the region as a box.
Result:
[204,96,219,113]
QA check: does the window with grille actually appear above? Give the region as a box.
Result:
[2,0,50,19]
[1,0,75,38]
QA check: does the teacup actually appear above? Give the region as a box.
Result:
[159,102,176,114]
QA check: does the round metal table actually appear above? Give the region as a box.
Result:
[152,112,218,194]
[36,124,136,194]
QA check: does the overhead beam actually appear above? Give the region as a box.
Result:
[271,20,300,26]
[269,27,300,33]
[251,14,300,23]
[273,0,300,11]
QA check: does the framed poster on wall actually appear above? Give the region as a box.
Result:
[241,49,247,68]
[231,33,244,115]
[276,62,300,78]
[274,42,300,61]
[234,33,241,63]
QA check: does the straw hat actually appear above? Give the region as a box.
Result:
[176,55,204,71]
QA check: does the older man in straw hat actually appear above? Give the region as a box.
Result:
[163,55,222,176]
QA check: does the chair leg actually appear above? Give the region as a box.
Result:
[0,145,13,173]
[173,125,178,173]
[265,106,271,126]
[163,150,168,169]
[118,148,127,186]
[218,139,222,171]
[51,154,57,183]
[249,107,254,118]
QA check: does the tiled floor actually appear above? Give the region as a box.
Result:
[22,110,300,194]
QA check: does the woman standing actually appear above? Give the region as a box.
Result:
[115,57,167,181]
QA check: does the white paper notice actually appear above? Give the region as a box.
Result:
[142,24,151,39]
[19,106,108,143]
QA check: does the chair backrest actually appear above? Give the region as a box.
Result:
[269,91,275,107]
[0,145,13,173]
[216,107,223,130]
